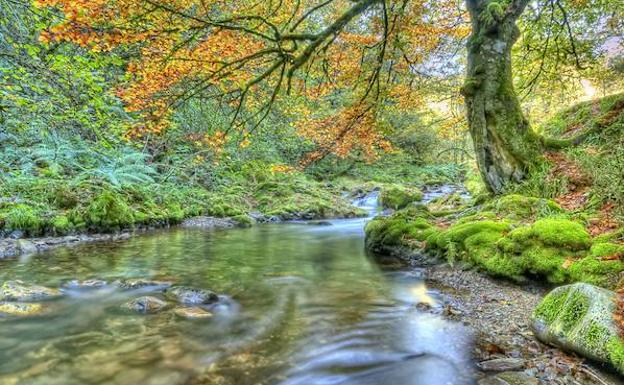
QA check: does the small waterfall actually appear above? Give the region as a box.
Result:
[351,191,381,217]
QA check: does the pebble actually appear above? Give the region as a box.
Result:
[478,358,526,372]
[478,371,538,385]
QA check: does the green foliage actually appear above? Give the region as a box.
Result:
[86,191,135,230]
[51,215,72,235]
[0,204,42,235]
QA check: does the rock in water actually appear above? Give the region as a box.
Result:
[123,296,168,314]
[478,372,538,385]
[114,279,173,290]
[173,307,213,319]
[0,280,61,301]
[16,239,37,255]
[531,282,624,374]
[0,302,44,317]
[62,279,108,290]
[165,286,218,305]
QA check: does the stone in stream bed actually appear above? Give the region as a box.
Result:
[478,371,538,385]
[0,302,44,317]
[531,282,624,375]
[173,306,213,319]
[122,296,168,314]
[164,286,219,305]
[0,280,61,301]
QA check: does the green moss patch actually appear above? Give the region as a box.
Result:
[509,218,591,251]
[365,206,437,253]
[379,186,423,210]
[484,194,563,220]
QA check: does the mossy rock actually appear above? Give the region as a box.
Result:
[508,218,591,251]
[566,243,624,288]
[484,194,563,220]
[532,283,624,375]
[364,206,436,253]
[433,220,511,249]
[379,186,424,210]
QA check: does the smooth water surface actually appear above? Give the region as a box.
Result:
[0,191,475,385]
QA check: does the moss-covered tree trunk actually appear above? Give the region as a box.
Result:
[462,0,544,193]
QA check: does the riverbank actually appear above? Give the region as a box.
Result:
[425,264,624,385]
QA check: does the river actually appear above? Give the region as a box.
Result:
[0,188,475,385]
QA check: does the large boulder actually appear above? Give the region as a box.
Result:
[531,283,624,374]
[0,280,61,301]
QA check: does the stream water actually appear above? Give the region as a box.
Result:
[0,187,475,385]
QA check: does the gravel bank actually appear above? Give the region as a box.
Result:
[426,265,624,385]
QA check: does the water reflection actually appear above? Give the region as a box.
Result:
[0,188,474,385]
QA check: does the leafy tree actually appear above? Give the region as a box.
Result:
[31,0,623,193]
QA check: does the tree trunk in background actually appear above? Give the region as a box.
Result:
[462,0,544,194]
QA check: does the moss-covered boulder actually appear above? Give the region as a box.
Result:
[364,206,437,254]
[567,243,624,288]
[428,217,603,284]
[508,218,591,251]
[484,194,562,220]
[532,283,624,374]
[379,186,423,210]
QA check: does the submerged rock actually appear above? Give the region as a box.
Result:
[531,282,624,374]
[478,371,538,385]
[16,239,38,255]
[181,217,238,229]
[123,296,168,314]
[306,221,332,226]
[62,279,108,290]
[114,279,173,290]
[165,286,218,305]
[0,280,61,301]
[0,302,44,317]
[173,306,213,319]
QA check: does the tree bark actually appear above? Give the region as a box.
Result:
[462,0,543,194]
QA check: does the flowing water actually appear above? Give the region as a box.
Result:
[0,187,475,385]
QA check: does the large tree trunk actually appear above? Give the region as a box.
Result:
[462,0,544,194]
